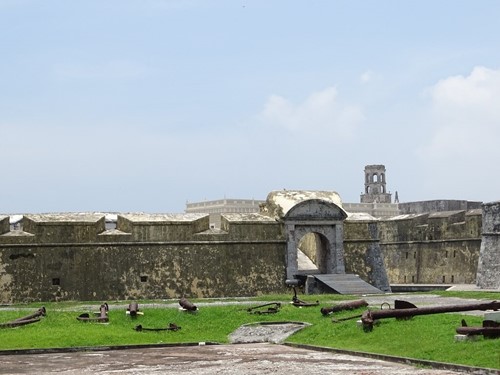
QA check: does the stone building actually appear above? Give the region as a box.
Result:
[360,164,392,203]
[1,163,498,303]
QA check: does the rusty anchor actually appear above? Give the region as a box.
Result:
[291,287,319,307]
[247,302,281,315]
[361,300,500,331]
[0,307,46,329]
[77,303,109,323]
[134,323,181,332]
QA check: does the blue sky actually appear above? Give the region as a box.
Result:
[1,0,499,213]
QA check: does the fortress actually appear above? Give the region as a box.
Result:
[0,165,499,303]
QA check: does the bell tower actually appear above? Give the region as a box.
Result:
[360,164,392,203]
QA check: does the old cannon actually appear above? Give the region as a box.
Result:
[361,300,500,331]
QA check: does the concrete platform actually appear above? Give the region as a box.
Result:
[0,343,469,375]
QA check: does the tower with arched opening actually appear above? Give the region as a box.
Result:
[360,164,392,204]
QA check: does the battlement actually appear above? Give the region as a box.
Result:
[0,195,496,303]
[0,212,287,302]
[0,212,284,244]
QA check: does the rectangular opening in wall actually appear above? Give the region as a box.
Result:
[442,275,446,283]
[52,278,60,286]
[404,275,407,283]
[105,222,117,230]
[451,275,454,283]
[140,275,148,283]
[405,252,408,259]
[412,275,415,283]
[445,251,448,258]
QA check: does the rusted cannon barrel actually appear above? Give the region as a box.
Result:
[321,299,368,316]
[456,326,500,338]
[128,302,139,317]
[179,297,198,312]
[456,319,500,338]
[362,300,500,331]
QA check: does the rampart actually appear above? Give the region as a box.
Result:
[0,201,495,303]
[0,213,286,303]
[398,200,482,215]
[380,209,482,284]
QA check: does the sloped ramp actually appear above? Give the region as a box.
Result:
[314,274,384,295]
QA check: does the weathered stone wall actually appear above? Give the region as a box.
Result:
[0,203,493,303]
[298,233,320,264]
[0,216,9,235]
[0,213,286,303]
[343,220,391,292]
[398,200,482,215]
[294,208,484,287]
[476,202,500,289]
[379,210,482,284]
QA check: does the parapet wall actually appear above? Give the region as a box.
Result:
[0,213,286,303]
[398,200,482,215]
[345,209,482,285]
[0,204,495,302]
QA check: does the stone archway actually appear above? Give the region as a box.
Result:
[283,199,347,280]
[297,232,329,274]
[263,191,348,281]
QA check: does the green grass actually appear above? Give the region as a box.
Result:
[0,292,499,370]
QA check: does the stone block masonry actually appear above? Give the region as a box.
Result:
[476,201,500,289]
[0,192,498,303]
[0,213,286,302]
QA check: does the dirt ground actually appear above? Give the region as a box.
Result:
[0,343,469,375]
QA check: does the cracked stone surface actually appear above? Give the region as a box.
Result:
[229,322,310,344]
[0,343,467,375]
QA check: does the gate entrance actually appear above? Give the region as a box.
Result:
[264,190,385,294]
[282,198,347,280]
[297,232,328,274]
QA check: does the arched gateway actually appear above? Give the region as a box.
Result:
[263,191,347,280]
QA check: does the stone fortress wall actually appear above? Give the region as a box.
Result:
[345,209,483,286]
[0,213,286,303]
[1,169,499,303]
[1,199,498,303]
[297,208,484,288]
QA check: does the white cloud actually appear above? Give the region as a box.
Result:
[260,86,363,140]
[360,70,372,84]
[415,66,500,202]
[420,66,500,159]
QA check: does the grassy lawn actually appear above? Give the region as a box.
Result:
[0,291,499,370]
